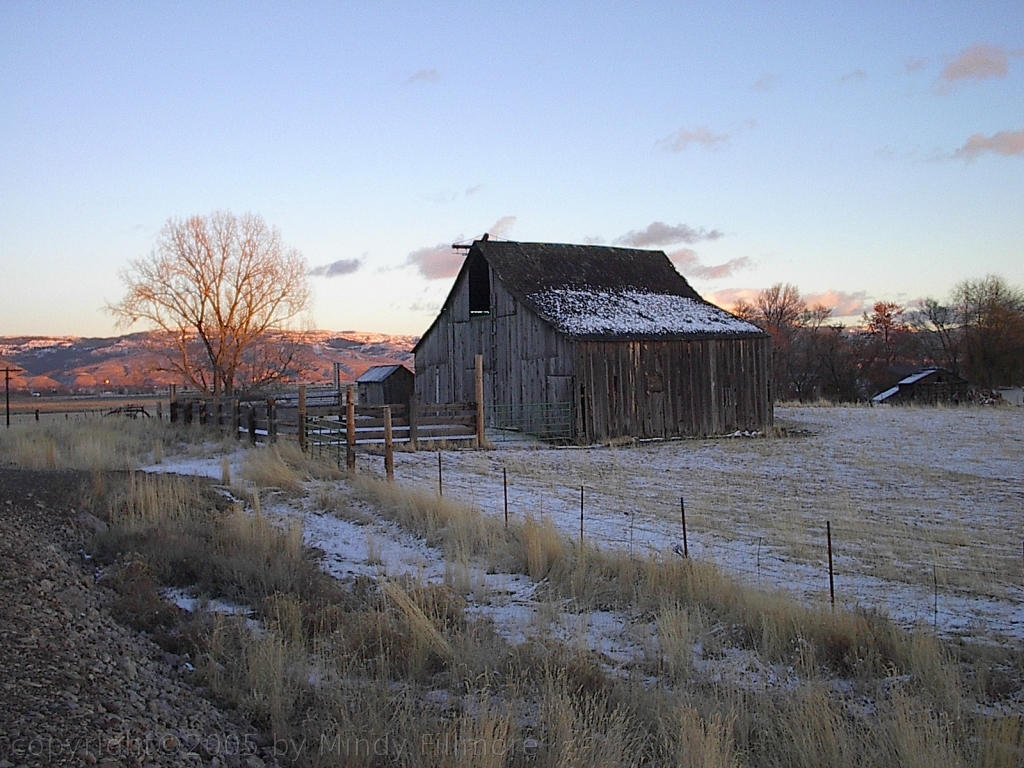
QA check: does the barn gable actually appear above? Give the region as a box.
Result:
[414,239,772,442]
[469,241,762,340]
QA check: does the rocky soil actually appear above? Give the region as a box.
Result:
[0,468,283,768]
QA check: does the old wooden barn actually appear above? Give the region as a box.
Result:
[414,239,773,443]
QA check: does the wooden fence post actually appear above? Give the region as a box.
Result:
[169,385,177,424]
[298,385,307,452]
[267,398,277,443]
[232,399,240,439]
[827,520,835,609]
[247,406,257,445]
[346,385,356,471]
[384,405,394,481]
[680,496,689,558]
[475,354,486,447]
[580,485,584,546]
[408,398,419,451]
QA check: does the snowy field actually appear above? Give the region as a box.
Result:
[352,405,1024,643]
[150,404,1024,649]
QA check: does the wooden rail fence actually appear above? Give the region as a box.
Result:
[169,386,481,458]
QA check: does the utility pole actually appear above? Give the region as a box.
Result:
[3,366,16,428]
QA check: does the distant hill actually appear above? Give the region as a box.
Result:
[0,331,417,394]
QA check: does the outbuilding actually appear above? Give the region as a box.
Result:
[413,239,772,442]
[871,368,968,406]
[356,364,415,407]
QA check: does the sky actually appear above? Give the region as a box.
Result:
[2,1,1022,338]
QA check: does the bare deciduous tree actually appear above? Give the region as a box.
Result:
[952,275,1024,388]
[109,211,311,396]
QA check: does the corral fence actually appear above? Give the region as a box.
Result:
[484,401,574,443]
[170,384,484,480]
[170,387,480,448]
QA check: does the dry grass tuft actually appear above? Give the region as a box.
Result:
[241,445,306,492]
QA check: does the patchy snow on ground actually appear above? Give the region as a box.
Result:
[357,405,1024,643]
[142,403,1023,698]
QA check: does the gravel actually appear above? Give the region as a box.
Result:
[0,468,284,768]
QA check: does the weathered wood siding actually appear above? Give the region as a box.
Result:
[416,253,773,443]
[575,337,772,441]
[357,368,415,407]
[414,256,574,409]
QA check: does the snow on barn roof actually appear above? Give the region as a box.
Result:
[529,288,762,337]
[356,364,407,383]
[472,240,765,340]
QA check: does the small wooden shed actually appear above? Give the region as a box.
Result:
[414,239,773,442]
[356,364,415,407]
[871,368,968,406]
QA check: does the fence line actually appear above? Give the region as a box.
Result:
[379,458,1023,639]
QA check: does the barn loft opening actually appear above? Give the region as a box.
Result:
[468,254,491,315]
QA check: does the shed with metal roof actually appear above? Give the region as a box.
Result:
[356,364,414,407]
[871,368,968,406]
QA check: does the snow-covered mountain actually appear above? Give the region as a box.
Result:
[0,330,417,393]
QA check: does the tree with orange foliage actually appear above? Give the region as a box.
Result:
[109,211,311,396]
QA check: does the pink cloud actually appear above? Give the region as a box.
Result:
[668,250,750,280]
[953,129,1024,160]
[658,125,729,152]
[618,222,722,248]
[406,216,517,279]
[406,244,463,279]
[703,288,761,312]
[702,288,868,317]
[942,44,1011,82]
[802,289,869,317]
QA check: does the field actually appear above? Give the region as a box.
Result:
[342,405,1024,643]
[2,393,169,424]
[3,404,1023,766]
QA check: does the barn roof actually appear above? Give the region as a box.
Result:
[472,240,763,340]
[356,364,410,383]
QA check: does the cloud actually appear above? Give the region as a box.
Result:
[668,249,750,280]
[802,290,869,317]
[406,216,517,279]
[658,125,729,152]
[952,129,1024,160]
[405,67,440,85]
[704,288,868,316]
[704,287,760,311]
[406,244,462,279]
[695,256,752,280]
[408,300,441,314]
[751,74,775,92]
[487,215,517,238]
[905,56,928,73]
[615,221,722,248]
[840,69,868,83]
[942,44,1012,83]
[309,258,363,277]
